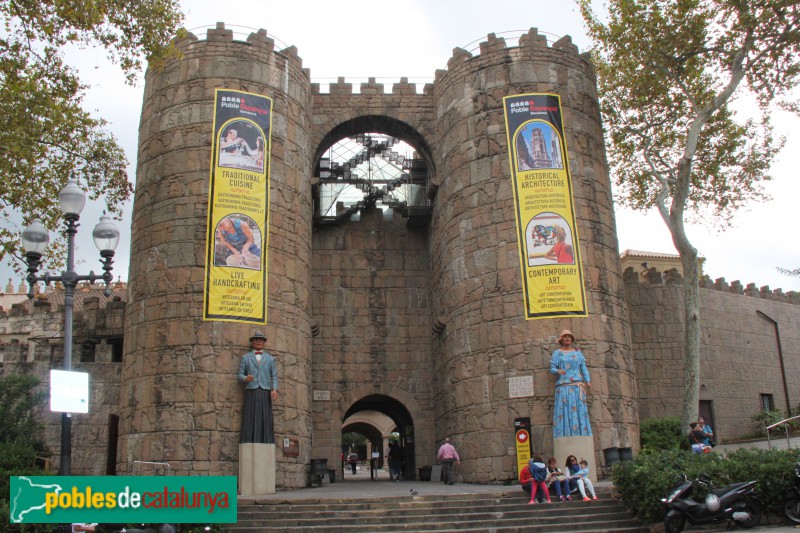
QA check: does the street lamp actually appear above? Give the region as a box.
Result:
[21,177,120,476]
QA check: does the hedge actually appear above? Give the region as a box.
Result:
[612,447,800,524]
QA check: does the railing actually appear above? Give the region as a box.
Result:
[766,415,800,450]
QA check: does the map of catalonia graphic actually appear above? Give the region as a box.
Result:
[10,476,63,523]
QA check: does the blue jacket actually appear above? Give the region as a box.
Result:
[238,351,278,390]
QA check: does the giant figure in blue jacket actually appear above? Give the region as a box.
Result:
[238,331,279,443]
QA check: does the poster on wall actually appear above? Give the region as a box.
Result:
[203,89,273,324]
[503,93,587,319]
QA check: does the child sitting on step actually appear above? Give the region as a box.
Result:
[573,459,597,501]
[527,455,551,504]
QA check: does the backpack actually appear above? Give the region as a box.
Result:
[530,461,548,482]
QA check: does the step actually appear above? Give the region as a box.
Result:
[225,487,647,533]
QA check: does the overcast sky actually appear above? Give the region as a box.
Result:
[4,0,798,293]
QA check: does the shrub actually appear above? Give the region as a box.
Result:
[752,409,787,434]
[612,447,800,524]
[639,417,686,452]
[0,375,44,444]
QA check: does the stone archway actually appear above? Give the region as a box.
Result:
[343,394,418,480]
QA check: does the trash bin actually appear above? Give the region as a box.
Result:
[603,447,620,467]
[311,459,328,487]
[328,468,336,483]
[418,466,432,481]
[619,447,633,462]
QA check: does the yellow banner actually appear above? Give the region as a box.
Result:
[503,93,587,319]
[203,89,272,324]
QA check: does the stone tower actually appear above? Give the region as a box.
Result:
[124,25,637,488]
[122,25,314,487]
[428,31,637,481]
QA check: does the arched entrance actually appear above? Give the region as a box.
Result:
[343,395,416,480]
[309,116,437,483]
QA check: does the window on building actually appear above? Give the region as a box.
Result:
[761,394,775,412]
[81,341,96,363]
[50,344,63,363]
[109,338,124,363]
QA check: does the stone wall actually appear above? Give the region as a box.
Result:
[310,207,435,475]
[625,267,800,441]
[0,284,126,474]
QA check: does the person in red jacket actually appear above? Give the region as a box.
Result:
[520,464,533,495]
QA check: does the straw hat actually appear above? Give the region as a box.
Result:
[558,329,574,344]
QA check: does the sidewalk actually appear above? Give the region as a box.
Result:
[243,461,613,501]
[716,433,800,454]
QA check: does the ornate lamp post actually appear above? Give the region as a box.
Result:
[20,178,120,475]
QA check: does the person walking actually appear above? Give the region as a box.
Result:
[348,452,359,475]
[437,438,461,485]
[388,441,402,481]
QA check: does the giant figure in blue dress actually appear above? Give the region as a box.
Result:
[550,329,592,437]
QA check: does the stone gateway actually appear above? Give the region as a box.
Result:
[2,24,797,491]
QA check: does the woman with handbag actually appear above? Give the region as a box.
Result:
[546,456,572,501]
[689,422,710,454]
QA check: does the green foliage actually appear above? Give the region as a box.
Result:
[578,0,800,429]
[640,417,686,452]
[0,374,44,447]
[0,375,52,531]
[0,0,185,273]
[578,0,796,224]
[612,447,800,524]
[342,431,367,451]
[752,409,786,433]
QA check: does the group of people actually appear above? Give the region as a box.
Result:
[688,417,715,454]
[520,454,597,504]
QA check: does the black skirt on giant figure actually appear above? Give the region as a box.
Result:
[240,388,274,443]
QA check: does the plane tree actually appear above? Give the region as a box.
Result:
[578,0,800,427]
[0,0,184,272]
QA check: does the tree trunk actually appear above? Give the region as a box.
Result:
[678,247,700,430]
[659,178,701,431]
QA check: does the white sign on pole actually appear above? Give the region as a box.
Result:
[50,370,90,413]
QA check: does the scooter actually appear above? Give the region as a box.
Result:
[662,472,762,532]
[785,461,800,524]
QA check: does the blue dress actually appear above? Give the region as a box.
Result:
[550,349,592,437]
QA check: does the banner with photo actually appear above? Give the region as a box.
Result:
[503,93,587,319]
[203,89,272,324]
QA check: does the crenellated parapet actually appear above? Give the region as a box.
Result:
[623,267,799,304]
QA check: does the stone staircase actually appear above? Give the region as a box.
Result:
[226,487,648,532]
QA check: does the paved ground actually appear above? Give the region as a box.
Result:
[243,437,800,530]
[245,464,543,500]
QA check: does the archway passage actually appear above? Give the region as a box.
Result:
[343,395,416,481]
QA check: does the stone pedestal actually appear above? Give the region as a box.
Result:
[239,443,275,495]
[553,435,596,483]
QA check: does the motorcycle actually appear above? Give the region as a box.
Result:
[785,461,800,524]
[662,471,762,532]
